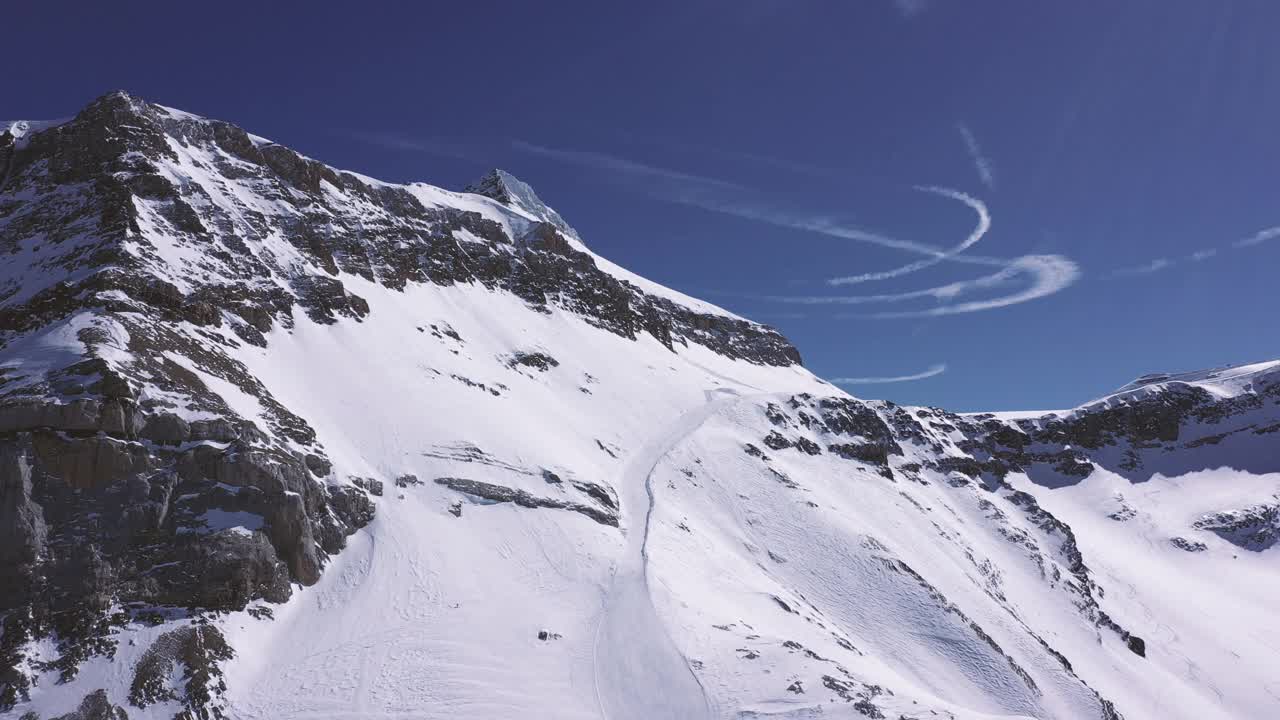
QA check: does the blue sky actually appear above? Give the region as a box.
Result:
[8,1,1279,411]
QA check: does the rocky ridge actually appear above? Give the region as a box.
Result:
[0,91,799,716]
[0,93,1276,720]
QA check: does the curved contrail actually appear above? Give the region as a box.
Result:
[505,139,1080,316]
[510,139,1004,268]
[868,255,1081,318]
[827,186,991,286]
[768,255,1081,317]
[670,190,993,262]
[833,363,947,385]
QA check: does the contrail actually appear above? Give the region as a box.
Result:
[511,139,745,190]
[345,131,475,160]
[866,255,1080,318]
[770,254,1080,318]
[509,139,999,265]
[892,0,929,19]
[1234,226,1280,248]
[826,186,991,286]
[677,193,1001,264]
[833,363,946,385]
[510,139,1081,316]
[957,123,995,190]
[1111,258,1171,277]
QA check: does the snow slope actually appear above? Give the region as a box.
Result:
[3,93,1278,720]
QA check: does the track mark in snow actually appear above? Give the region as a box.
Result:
[594,388,744,720]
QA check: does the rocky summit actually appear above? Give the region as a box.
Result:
[1,93,1277,720]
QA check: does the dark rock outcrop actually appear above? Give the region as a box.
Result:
[434,477,618,527]
[47,689,130,720]
[508,351,560,372]
[1193,501,1280,551]
[0,95,803,700]
[2,90,1269,720]
[128,624,233,719]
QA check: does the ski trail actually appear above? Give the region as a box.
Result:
[594,388,743,720]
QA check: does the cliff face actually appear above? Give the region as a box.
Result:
[0,91,800,715]
[0,92,800,364]
[1,94,1276,720]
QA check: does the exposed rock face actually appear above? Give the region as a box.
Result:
[1193,500,1280,551]
[907,362,1280,486]
[128,624,233,718]
[1170,536,1208,553]
[0,446,47,608]
[754,394,1137,647]
[507,350,559,372]
[45,689,130,720]
[1,91,801,368]
[2,92,1276,719]
[434,476,619,527]
[0,91,803,713]
[743,367,1280,681]
[465,168,581,241]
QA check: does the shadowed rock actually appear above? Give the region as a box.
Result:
[434,477,618,526]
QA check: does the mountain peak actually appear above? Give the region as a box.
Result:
[0,93,797,364]
[465,168,580,242]
[2,92,1279,720]
[74,89,153,123]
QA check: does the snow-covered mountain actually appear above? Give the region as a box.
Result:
[1,92,1276,720]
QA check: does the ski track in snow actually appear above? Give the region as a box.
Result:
[594,387,745,720]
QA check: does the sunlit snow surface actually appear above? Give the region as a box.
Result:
[9,104,1279,720]
[25,278,1276,720]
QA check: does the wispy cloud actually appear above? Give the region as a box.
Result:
[676,192,1002,267]
[892,0,929,19]
[826,186,991,285]
[511,140,1080,317]
[957,123,995,190]
[866,256,1080,318]
[345,131,475,160]
[1111,257,1172,277]
[512,139,993,265]
[1233,226,1280,248]
[621,133,843,180]
[782,255,1080,318]
[746,311,808,321]
[775,263,1019,306]
[833,363,946,385]
[1108,222,1280,277]
[512,140,744,190]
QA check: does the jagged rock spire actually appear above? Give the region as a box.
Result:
[465,168,581,243]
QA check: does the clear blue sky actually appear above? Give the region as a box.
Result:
[8,1,1279,411]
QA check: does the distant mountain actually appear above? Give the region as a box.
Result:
[2,93,1276,720]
